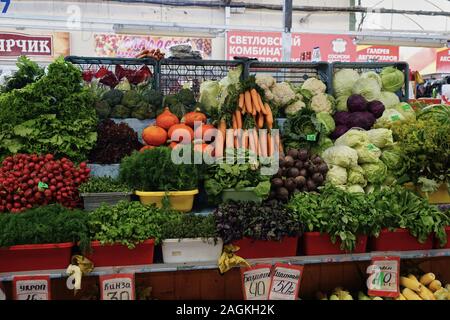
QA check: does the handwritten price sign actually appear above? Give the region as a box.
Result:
[268,263,304,300]
[13,275,51,300]
[100,274,135,300]
[241,264,272,300]
[366,256,400,298]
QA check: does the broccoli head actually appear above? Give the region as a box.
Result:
[110,104,131,119]
[102,89,123,107]
[94,100,111,119]
[121,90,142,109]
[131,101,155,120]
[141,88,163,108]
[176,88,196,108]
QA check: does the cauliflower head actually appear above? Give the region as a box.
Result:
[255,74,276,90]
[311,93,334,114]
[301,78,326,96]
[285,99,306,116]
[271,82,296,106]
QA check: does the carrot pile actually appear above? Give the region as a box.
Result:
[215,87,282,159]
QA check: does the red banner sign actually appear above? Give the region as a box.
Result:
[226,31,282,61]
[0,33,53,57]
[356,45,399,62]
[291,33,357,62]
[436,48,450,73]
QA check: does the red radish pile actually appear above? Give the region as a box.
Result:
[0,154,90,213]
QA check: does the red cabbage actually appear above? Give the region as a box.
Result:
[333,111,352,126]
[330,125,349,140]
[347,94,368,112]
[348,112,376,130]
[367,100,385,119]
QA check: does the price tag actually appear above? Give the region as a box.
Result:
[366,256,400,298]
[38,181,48,189]
[99,274,135,300]
[390,114,401,121]
[13,275,51,300]
[241,264,272,300]
[306,134,317,141]
[367,143,377,151]
[268,263,304,300]
[0,282,6,300]
[401,103,412,111]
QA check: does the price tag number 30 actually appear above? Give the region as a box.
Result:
[106,290,131,300]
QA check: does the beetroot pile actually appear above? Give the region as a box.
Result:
[0,154,90,213]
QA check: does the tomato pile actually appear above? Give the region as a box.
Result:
[0,154,90,213]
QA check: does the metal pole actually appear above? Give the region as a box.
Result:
[282,0,293,62]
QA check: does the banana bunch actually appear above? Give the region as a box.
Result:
[399,272,450,300]
[316,287,355,300]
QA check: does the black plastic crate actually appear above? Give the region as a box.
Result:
[330,61,409,101]
[158,59,246,97]
[64,56,159,89]
[246,61,332,93]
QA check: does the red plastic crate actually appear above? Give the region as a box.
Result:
[232,237,299,259]
[369,228,434,251]
[87,239,155,267]
[433,227,450,249]
[301,232,367,256]
[0,242,73,273]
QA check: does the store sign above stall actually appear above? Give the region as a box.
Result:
[436,48,450,73]
[13,275,51,300]
[366,256,400,298]
[100,273,135,300]
[356,45,399,62]
[0,33,53,57]
[226,31,283,62]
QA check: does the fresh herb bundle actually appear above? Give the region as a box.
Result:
[214,200,302,244]
[88,200,175,248]
[0,204,90,252]
[79,176,132,193]
[119,147,198,191]
[161,213,218,240]
[287,184,373,251]
[88,119,142,164]
[0,56,44,93]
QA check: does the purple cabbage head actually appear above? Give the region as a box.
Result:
[348,112,376,130]
[333,111,352,126]
[330,125,350,140]
[367,100,385,119]
[347,94,368,112]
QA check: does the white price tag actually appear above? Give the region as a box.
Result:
[13,275,51,300]
[268,263,304,300]
[100,274,135,300]
[366,256,400,298]
[241,264,272,300]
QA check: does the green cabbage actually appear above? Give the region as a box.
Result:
[334,129,369,148]
[394,103,416,122]
[322,145,358,169]
[347,185,365,193]
[199,80,221,113]
[333,69,360,97]
[316,112,336,134]
[367,128,394,148]
[326,165,348,185]
[360,71,382,88]
[380,66,404,92]
[354,143,382,164]
[347,165,367,187]
[380,146,403,171]
[374,109,405,129]
[361,161,387,184]
[378,91,400,109]
[352,77,381,101]
[336,95,349,111]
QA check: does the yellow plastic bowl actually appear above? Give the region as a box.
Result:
[404,183,450,204]
[135,190,199,212]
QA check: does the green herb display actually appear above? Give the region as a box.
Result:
[0,204,90,252]
[0,57,98,161]
[88,200,175,248]
[214,200,302,244]
[204,149,271,204]
[79,176,132,193]
[161,213,217,240]
[0,56,44,93]
[365,185,450,246]
[287,184,373,251]
[119,147,198,191]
